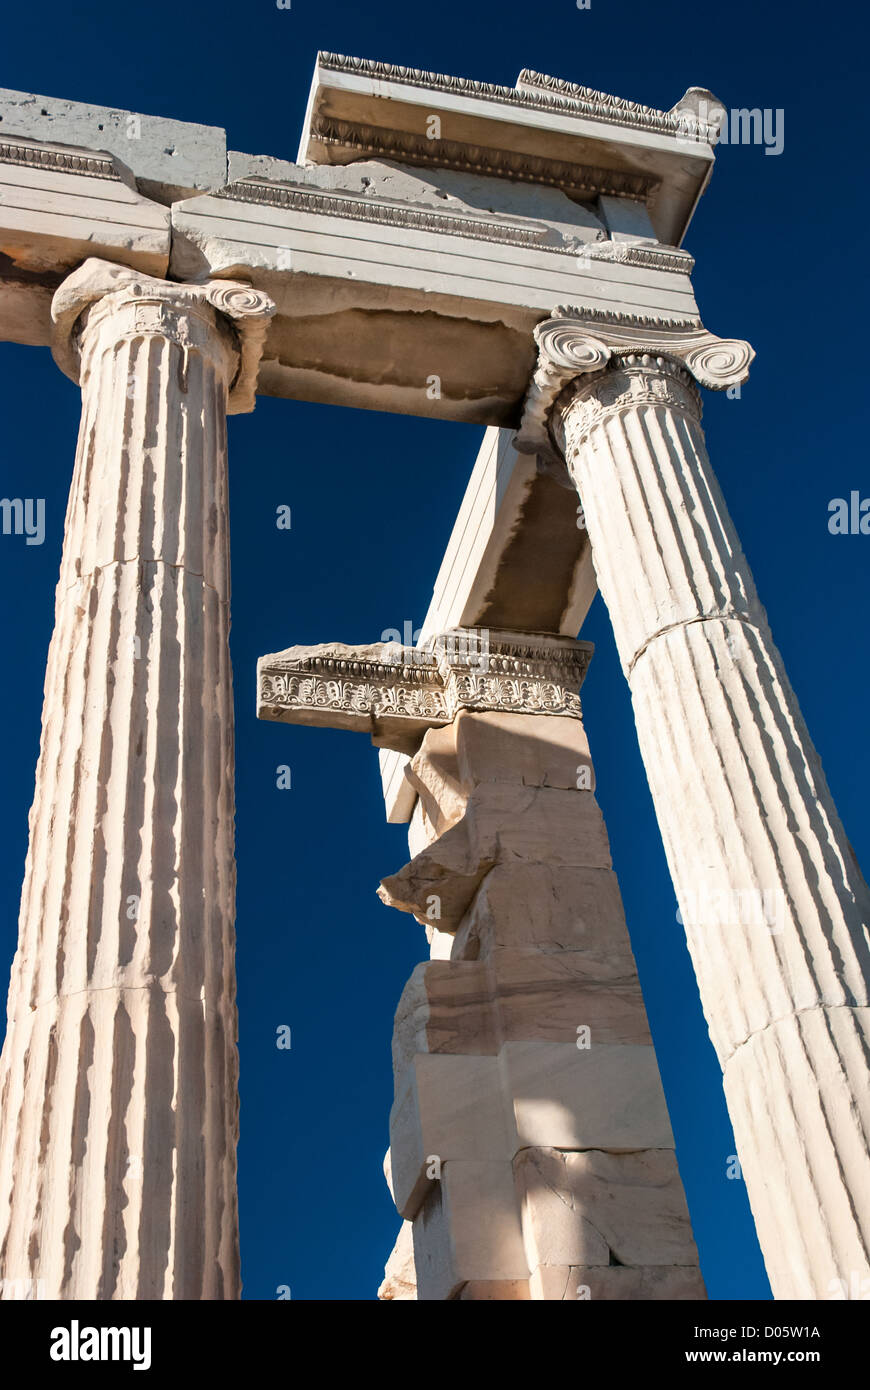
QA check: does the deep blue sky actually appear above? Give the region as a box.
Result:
[1,0,867,1301]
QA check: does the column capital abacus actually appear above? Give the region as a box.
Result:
[515,304,754,459]
[50,256,276,413]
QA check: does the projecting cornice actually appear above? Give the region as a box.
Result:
[257,630,593,755]
[316,53,722,142]
[301,52,720,246]
[516,305,754,457]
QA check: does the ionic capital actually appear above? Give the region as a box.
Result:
[516,304,754,457]
[257,628,593,754]
[554,353,707,454]
[51,257,276,413]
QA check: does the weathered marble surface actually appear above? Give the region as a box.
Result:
[0,260,274,1300]
[541,339,870,1300]
[1,53,712,425]
[379,703,703,1300]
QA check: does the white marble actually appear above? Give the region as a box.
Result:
[0,261,273,1300]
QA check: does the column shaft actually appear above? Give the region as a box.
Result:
[0,275,244,1299]
[553,354,870,1298]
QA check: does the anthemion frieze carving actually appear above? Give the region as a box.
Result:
[258,629,592,752]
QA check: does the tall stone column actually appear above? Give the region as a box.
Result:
[519,311,870,1299]
[0,259,274,1300]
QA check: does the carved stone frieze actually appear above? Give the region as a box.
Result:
[307,116,660,205]
[257,629,593,754]
[0,136,123,181]
[577,243,695,273]
[217,179,554,250]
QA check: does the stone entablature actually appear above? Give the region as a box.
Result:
[301,53,717,247]
[1,53,712,423]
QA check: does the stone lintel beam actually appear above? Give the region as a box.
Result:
[515,303,754,458]
[257,629,593,756]
[0,88,227,204]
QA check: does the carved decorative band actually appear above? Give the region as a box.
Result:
[553,356,703,446]
[308,117,659,204]
[218,181,693,272]
[218,180,550,250]
[260,673,450,722]
[580,244,695,273]
[548,305,702,332]
[453,675,582,717]
[257,630,593,746]
[264,647,442,687]
[73,296,238,385]
[517,70,721,142]
[0,138,121,181]
[316,52,715,141]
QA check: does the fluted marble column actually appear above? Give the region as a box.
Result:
[0,259,274,1300]
[528,328,870,1299]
